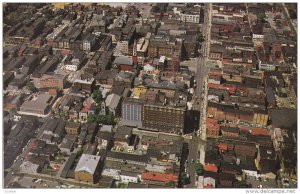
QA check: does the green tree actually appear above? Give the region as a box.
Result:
[152,5,160,13]
[26,82,37,92]
[96,114,106,124]
[180,172,190,185]
[165,181,176,187]
[195,162,204,175]
[87,114,96,123]
[43,9,53,19]
[233,180,249,188]
[106,112,115,125]
[257,12,266,22]
[76,148,83,158]
[196,33,205,43]
[55,16,63,25]
[92,90,103,103]
[8,108,16,114]
[117,182,127,188]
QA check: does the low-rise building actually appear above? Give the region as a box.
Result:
[74,154,101,184]
[19,94,54,117]
[65,121,81,135]
[20,161,41,174]
[39,73,66,90]
[105,93,122,116]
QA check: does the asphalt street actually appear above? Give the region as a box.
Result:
[185,3,211,188]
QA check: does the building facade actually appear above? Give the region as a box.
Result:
[121,98,145,128]
[142,104,186,134]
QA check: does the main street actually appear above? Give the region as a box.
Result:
[186,3,211,188]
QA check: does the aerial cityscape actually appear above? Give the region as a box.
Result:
[2,3,297,189]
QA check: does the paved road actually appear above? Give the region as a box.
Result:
[185,3,212,188]
[4,125,45,188]
[281,3,297,34]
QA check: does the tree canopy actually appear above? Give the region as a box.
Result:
[26,82,37,92]
[92,90,103,103]
[257,12,266,22]
[152,5,161,13]
[166,181,176,187]
[195,162,204,175]
[196,33,205,43]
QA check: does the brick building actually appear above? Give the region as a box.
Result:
[148,35,182,60]
[142,103,186,134]
[39,73,66,90]
[74,154,101,184]
[65,121,81,135]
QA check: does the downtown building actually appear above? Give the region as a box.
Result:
[142,102,186,134]
[121,98,145,128]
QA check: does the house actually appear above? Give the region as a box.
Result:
[220,126,239,138]
[60,134,77,155]
[203,171,218,188]
[39,73,66,90]
[73,74,95,94]
[218,172,235,188]
[113,56,135,71]
[133,85,148,99]
[206,118,221,138]
[105,93,122,116]
[19,93,54,117]
[20,160,41,174]
[65,121,81,135]
[79,103,93,122]
[120,171,139,183]
[95,131,113,149]
[208,75,221,85]
[65,51,86,71]
[141,172,178,185]
[74,154,101,184]
[4,95,23,111]
[204,163,218,173]
[82,34,97,52]
[95,69,118,86]
[234,142,257,158]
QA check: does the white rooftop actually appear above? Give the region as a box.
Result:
[75,154,101,174]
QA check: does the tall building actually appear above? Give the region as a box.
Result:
[148,35,182,60]
[121,98,145,128]
[142,103,186,134]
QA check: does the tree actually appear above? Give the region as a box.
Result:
[43,9,53,19]
[117,182,127,188]
[180,172,190,185]
[8,108,16,114]
[87,114,96,123]
[152,5,160,13]
[233,180,249,188]
[26,82,37,92]
[106,112,115,125]
[196,33,205,43]
[92,90,103,103]
[257,12,266,22]
[166,181,176,187]
[96,114,106,124]
[55,16,63,25]
[195,162,204,175]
